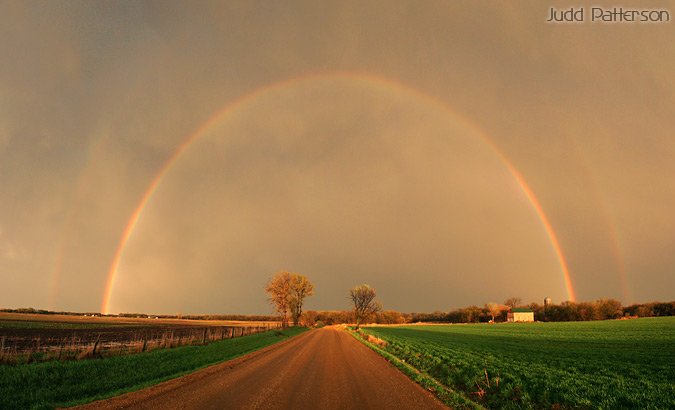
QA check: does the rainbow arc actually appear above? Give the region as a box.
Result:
[100,72,576,314]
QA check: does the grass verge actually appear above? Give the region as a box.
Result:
[0,327,309,410]
[345,327,485,410]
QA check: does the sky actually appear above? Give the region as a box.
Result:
[1,1,673,315]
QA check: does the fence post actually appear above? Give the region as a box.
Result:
[92,334,101,358]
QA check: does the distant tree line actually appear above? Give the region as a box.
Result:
[407,299,675,324]
[160,314,281,321]
[296,299,675,326]
[1,307,61,315]
[298,310,408,326]
[5,299,674,325]
[0,308,281,321]
[0,308,116,317]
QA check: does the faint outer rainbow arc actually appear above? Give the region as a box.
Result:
[569,139,632,303]
[101,72,575,314]
[49,59,167,310]
[48,125,118,310]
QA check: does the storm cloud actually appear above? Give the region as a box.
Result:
[1,1,673,315]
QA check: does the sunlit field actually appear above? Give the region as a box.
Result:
[361,317,675,409]
[0,312,280,364]
[0,312,275,327]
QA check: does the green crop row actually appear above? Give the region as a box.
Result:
[0,327,309,410]
[361,318,675,409]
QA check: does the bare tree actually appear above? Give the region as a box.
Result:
[348,284,382,329]
[289,273,314,327]
[265,271,292,329]
[486,302,499,322]
[486,302,507,322]
[504,297,523,309]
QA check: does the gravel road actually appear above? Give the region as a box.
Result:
[71,326,450,410]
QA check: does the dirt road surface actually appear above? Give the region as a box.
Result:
[72,326,450,410]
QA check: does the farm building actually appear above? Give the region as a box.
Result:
[507,308,534,322]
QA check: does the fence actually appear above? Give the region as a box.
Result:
[0,322,283,364]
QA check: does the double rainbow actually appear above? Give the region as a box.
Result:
[100,72,577,314]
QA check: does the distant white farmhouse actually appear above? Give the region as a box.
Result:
[507,308,534,322]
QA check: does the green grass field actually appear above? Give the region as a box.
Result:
[0,327,309,410]
[361,318,675,409]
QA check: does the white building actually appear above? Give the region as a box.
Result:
[507,308,534,322]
